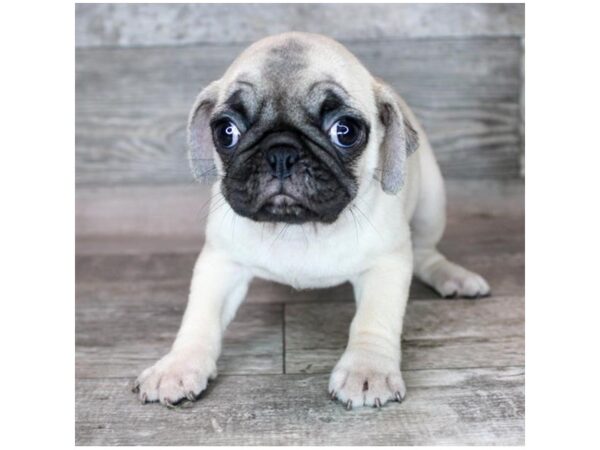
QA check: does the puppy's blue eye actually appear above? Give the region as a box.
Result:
[214,120,241,149]
[329,118,359,148]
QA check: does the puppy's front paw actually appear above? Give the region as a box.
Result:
[328,349,406,409]
[430,260,491,298]
[133,350,217,407]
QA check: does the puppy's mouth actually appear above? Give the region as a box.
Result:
[255,194,318,223]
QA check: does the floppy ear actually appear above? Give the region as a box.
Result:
[187,81,220,181]
[374,82,419,194]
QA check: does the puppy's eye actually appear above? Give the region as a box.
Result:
[328,118,360,148]
[214,120,241,149]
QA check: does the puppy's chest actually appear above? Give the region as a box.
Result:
[221,225,385,289]
[248,246,362,289]
[259,244,364,289]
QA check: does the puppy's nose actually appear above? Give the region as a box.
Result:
[265,146,299,180]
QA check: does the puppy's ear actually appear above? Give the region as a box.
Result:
[374,82,419,194]
[188,81,220,181]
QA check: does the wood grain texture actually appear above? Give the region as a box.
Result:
[75,180,524,244]
[75,246,523,305]
[285,297,524,374]
[76,4,524,48]
[77,300,283,379]
[76,367,524,445]
[76,37,522,186]
[76,214,524,285]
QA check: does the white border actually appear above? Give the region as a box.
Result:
[5,0,600,448]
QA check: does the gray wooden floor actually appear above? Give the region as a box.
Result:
[75,181,524,445]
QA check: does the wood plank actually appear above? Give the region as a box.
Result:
[285,297,524,374]
[75,367,524,445]
[76,184,208,242]
[75,245,523,307]
[76,301,283,378]
[75,237,523,289]
[75,180,524,245]
[76,4,524,48]
[76,37,522,186]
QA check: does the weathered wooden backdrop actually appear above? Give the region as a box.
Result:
[76,3,524,189]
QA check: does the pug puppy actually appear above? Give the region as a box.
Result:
[133,32,490,409]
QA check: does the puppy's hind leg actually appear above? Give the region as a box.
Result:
[410,142,490,298]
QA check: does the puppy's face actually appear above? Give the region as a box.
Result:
[212,78,370,224]
[189,33,418,224]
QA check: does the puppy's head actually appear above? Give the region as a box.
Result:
[189,32,418,224]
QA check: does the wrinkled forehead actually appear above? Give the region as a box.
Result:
[218,35,376,120]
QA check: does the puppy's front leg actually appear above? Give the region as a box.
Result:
[329,250,412,409]
[134,244,251,406]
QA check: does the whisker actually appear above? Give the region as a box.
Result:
[347,206,360,243]
[195,166,219,178]
[300,223,309,247]
[353,202,383,239]
[197,190,224,217]
[198,196,228,222]
[270,223,290,248]
[231,209,237,242]
[372,167,395,174]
